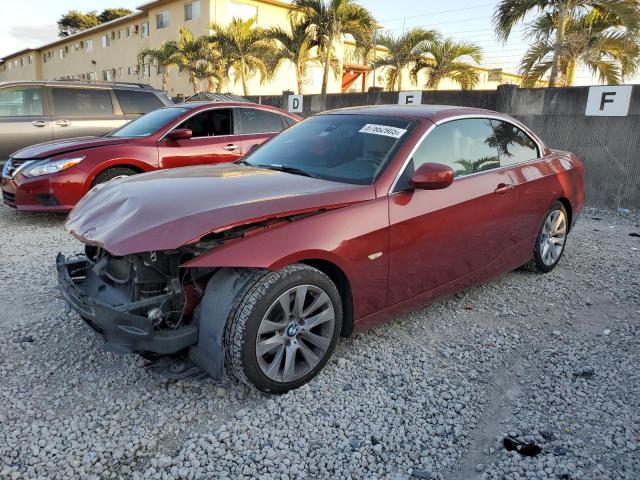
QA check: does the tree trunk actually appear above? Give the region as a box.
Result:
[548,5,567,87]
[321,41,332,96]
[240,58,249,96]
[296,64,303,95]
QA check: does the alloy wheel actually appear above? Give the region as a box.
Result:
[540,209,567,266]
[255,285,335,383]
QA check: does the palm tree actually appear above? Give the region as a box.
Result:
[454,156,500,176]
[370,28,438,91]
[493,0,640,87]
[292,0,376,96]
[519,8,640,86]
[167,27,208,93]
[411,38,482,90]
[208,17,277,96]
[266,17,317,94]
[137,42,177,90]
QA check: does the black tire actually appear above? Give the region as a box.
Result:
[523,201,569,273]
[92,167,138,186]
[225,264,342,394]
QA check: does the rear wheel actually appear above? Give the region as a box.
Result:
[92,167,138,186]
[524,201,568,273]
[225,264,342,393]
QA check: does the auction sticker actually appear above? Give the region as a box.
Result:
[359,124,407,138]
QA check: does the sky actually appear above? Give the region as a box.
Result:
[1,0,638,85]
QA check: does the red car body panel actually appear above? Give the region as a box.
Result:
[65,164,375,256]
[63,105,585,336]
[2,102,300,211]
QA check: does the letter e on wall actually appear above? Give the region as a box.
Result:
[585,86,632,116]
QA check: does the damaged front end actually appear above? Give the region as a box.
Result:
[57,245,212,355]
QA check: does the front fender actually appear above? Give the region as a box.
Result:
[182,198,391,320]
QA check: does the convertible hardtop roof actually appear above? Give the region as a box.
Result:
[321,104,504,123]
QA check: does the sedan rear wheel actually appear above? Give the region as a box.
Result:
[524,201,568,273]
[225,264,342,393]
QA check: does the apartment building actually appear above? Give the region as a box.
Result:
[0,0,543,97]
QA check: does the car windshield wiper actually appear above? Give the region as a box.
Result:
[255,164,319,178]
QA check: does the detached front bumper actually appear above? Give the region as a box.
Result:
[56,253,197,354]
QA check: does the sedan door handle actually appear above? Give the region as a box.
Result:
[223,144,239,151]
[32,120,49,128]
[54,120,71,127]
[494,183,514,194]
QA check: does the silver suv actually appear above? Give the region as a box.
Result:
[0,81,172,159]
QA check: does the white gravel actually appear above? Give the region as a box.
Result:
[0,205,638,479]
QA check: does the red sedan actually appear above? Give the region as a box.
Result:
[1,102,300,211]
[57,105,584,393]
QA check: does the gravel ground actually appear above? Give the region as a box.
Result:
[0,205,638,480]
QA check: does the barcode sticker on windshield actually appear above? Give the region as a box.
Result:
[359,124,407,138]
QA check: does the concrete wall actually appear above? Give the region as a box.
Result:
[247,85,640,210]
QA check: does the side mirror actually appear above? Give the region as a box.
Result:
[167,128,192,141]
[410,162,454,190]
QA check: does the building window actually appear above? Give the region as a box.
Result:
[59,48,65,59]
[141,22,149,37]
[117,67,123,77]
[156,11,170,29]
[19,58,24,66]
[229,2,258,21]
[185,1,200,21]
[142,63,151,78]
[102,35,110,47]
[103,69,114,81]
[85,40,93,52]
[88,72,96,81]
[117,30,122,40]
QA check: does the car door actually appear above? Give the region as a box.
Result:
[489,119,548,244]
[0,85,52,159]
[235,107,287,153]
[49,86,125,139]
[157,108,244,169]
[387,118,517,305]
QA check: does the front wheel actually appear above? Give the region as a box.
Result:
[524,201,568,273]
[225,264,342,393]
[92,167,138,186]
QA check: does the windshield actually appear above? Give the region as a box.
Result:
[244,114,416,185]
[108,107,190,138]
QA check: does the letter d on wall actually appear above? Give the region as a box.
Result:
[585,86,632,116]
[398,91,422,105]
[288,95,303,113]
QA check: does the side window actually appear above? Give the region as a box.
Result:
[238,108,285,134]
[0,87,44,116]
[51,88,113,116]
[398,118,499,190]
[177,109,233,137]
[115,90,164,115]
[490,120,539,166]
[281,115,296,128]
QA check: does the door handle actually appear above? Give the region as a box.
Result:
[223,144,239,151]
[32,120,48,128]
[494,183,513,194]
[54,120,71,127]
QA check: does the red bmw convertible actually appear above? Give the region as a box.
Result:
[58,105,584,393]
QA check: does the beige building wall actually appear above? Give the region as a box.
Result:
[0,0,542,97]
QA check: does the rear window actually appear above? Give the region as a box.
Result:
[238,108,284,134]
[51,88,113,116]
[108,107,189,137]
[115,90,165,114]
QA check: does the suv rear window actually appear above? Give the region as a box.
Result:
[115,90,164,114]
[51,88,113,116]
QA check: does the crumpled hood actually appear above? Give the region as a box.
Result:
[12,136,130,160]
[66,164,374,255]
